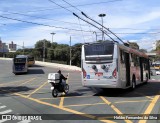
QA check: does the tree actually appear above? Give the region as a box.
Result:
[71,43,82,67]
[34,39,51,59]
[139,49,147,53]
[128,42,139,49]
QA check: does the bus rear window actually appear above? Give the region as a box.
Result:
[84,42,114,61]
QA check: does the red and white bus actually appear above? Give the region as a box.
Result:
[81,41,150,89]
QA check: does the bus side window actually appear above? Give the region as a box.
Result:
[130,54,134,66]
[136,56,140,67]
[120,50,125,63]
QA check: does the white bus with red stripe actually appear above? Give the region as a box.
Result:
[81,41,150,89]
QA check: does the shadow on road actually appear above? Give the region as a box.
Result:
[31,64,44,67]
[28,69,45,74]
[0,86,34,96]
[94,82,160,97]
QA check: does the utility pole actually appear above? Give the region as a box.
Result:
[70,36,71,66]
[2,43,4,57]
[43,40,45,62]
[23,42,24,55]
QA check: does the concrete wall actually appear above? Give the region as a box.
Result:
[0,57,81,72]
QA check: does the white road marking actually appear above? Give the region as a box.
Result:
[0,119,8,123]
[0,109,12,114]
[0,106,6,109]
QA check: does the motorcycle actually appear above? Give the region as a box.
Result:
[48,73,69,97]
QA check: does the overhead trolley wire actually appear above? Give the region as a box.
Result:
[48,0,116,42]
[0,15,91,32]
[48,0,73,13]
[60,0,125,44]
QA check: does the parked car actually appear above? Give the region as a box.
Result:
[150,67,156,76]
[156,70,160,75]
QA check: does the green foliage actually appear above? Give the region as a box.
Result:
[128,42,139,49]
[71,43,82,67]
[13,39,82,67]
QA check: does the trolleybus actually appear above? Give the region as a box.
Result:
[81,41,150,89]
[12,55,28,74]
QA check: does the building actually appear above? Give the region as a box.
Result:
[9,41,17,52]
[0,40,17,53]
[0,40,9,53]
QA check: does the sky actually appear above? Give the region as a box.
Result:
[0,0,160,51]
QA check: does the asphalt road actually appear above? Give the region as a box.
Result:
[0,59,159,123]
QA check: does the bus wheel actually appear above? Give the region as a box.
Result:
[130,76,136,90]
[145,74,148,84]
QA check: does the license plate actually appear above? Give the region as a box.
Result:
[95,72,103,76]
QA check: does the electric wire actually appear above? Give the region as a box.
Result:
[48,0,115,42]
[21,0,123,13]
[0,10,87,26]
[0,15,92,33]
[48,0,73,13]
[59,0,126,43]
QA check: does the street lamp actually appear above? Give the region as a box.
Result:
[98,14,106,41]
[93,31,97,41]
[50,32,56,43]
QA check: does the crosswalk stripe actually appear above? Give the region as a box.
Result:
[0,106,6,109]
[0,119,8,123]
[0,110,12,114]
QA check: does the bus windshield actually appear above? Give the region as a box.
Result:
[14,58,27,63]
[84,42,114,61]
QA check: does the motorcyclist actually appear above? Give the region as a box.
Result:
[57,70,67,90]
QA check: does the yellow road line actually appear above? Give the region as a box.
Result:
[64,103,106,107]
[18,91,50,95]
[38,98,57,100]
[27,81,48,97]
[0,78,34,87]
[19,78,36,86]
[114,100,151,104]
[14,92,116,123]
[138,93,160,123]
[59,97,64,107]
[100,96,132,123]
[38,95,93,100]
[134,92,153,100]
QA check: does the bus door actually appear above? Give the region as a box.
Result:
[140,57,143,82]
[125,52,130,87]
